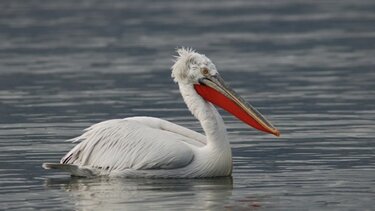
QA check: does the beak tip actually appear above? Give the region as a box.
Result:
[273,129,281,137]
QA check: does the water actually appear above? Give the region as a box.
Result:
[1,0,375,210]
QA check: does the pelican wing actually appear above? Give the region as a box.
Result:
[126,116,206,146]
[61,117,205,172]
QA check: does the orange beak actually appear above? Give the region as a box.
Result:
[194,74,280,137]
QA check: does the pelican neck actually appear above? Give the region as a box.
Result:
[178,83,230,149]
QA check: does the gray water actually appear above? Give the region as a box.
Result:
[1,0,375,210]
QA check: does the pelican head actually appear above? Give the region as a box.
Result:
[172,47,280,137]
[171,47,218,84]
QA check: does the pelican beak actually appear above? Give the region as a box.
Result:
[194,74,280,137]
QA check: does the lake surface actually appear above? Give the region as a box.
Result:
[1,0,375,210]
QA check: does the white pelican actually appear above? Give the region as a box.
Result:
[43,48,280,178]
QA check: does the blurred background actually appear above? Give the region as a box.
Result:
[0,0,374,210]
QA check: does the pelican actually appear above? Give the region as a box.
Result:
[43,48,280,178]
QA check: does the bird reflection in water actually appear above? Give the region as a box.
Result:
[44,176,235,210]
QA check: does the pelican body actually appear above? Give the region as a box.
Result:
[43,48,279,178]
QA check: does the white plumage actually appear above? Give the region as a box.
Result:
[43,48,279,178]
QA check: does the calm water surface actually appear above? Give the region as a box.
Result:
[1,0,375,210]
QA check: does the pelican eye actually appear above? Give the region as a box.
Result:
[201,67,210,76]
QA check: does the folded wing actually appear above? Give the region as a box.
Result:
[61,118,203,172]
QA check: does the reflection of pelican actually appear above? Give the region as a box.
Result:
[44,177,233,210]
[43,48,279,178]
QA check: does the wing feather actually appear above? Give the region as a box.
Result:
[61,118,199,172]
[127,116,206,146]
